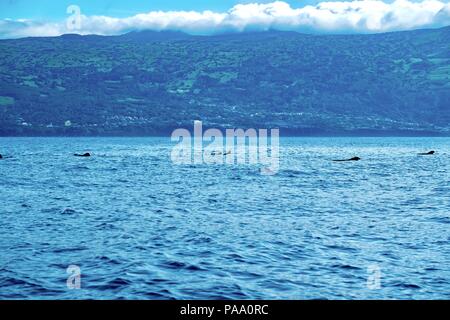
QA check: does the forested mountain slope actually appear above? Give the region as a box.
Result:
[0,27,449,135]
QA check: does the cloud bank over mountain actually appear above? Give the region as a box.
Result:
[1,0,449,38]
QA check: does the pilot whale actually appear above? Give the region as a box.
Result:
[333,157,361,162]
[418,151,435,155]
[74,153,91,157]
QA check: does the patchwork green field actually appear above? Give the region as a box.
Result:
[0,27,449,135]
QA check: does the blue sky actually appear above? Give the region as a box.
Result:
[0,1,449,38]
[0,0,317,20]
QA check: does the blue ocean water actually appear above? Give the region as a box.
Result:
[0,137,449,300]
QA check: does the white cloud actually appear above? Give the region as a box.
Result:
[1,0,449,39]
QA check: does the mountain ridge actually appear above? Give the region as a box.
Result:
[8,24,450,41]
[0,26,449,136]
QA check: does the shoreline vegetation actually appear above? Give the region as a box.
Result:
[0,131,449,138]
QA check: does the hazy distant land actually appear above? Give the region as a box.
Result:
[0,27,449,136]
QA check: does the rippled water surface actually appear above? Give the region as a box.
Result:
[0,137,449,300]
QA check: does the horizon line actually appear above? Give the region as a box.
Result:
[1,24,449,41]
[1,1,449,40]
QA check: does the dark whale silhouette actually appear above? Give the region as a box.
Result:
[0,154,2,160]
[74,153,91,157]
[333,157,361,162]
[211,150,232,156]
[418,151,435,155]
